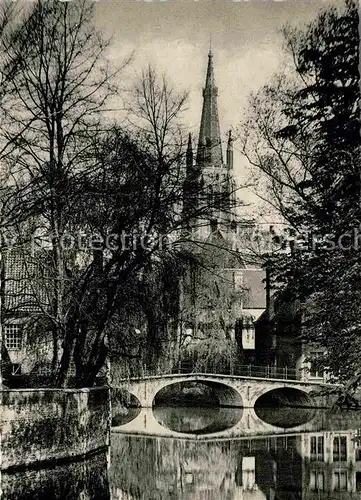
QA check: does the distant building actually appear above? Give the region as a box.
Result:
[252,282,332,382]
[2,248,53,379]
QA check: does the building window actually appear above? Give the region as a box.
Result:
[185,473,193,484]
[310,351,324,378]
[310,436,324,461]
[310,471,325,491]
[333,471,347,491]
[333,436,347,462]
[4,324,22,350]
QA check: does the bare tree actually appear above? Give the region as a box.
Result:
[131,65,189,162]
[0,0,124,383]
[1,26,246,387]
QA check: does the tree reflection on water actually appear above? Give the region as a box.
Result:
[110,407,361,500]
[3,451,110,500]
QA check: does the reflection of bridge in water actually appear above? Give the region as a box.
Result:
[112,406,334,440]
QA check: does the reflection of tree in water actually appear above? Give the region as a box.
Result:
[112,407,141,427]
[4,452,109,500]
[110,434,307,499]
[110,437,239,499]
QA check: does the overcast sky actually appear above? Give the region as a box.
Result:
[94,0,343,220]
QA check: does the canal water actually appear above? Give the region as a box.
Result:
[3,406,361,499]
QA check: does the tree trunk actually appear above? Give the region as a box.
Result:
[50,326,59,381]
[55,332,74,387]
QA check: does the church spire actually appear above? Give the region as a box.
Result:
[197,49,223,166]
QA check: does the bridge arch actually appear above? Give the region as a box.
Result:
[254,387,312,409]
[152,379,243,407]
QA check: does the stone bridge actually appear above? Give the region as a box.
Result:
[116,373,336,409]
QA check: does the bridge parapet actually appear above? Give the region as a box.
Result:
[175,363,300,381]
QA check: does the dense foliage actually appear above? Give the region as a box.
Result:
[242,0,360,384]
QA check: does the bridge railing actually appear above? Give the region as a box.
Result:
[173,362,299,380]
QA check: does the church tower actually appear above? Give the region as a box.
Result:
[183,49,236,239]
[178,49,267,361]
[179,48,245,347]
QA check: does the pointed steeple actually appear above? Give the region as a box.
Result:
[197,49,223,166]
[226,130,234,170]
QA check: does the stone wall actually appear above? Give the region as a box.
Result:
[1,387,110,470]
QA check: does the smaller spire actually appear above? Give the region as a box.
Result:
[209,33,212,57]
[226,130,234,170]
[187,132,192,152]
[186,132,193,171]
[197,136,205,164]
